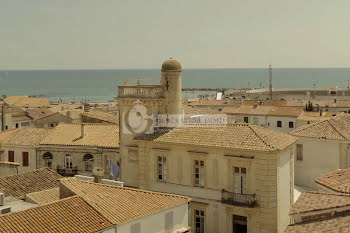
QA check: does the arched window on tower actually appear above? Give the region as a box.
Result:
[83,154,94,171]
[65,154,72,169]
[43,152,53,169]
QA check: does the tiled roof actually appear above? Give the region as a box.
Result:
[26,107,54,120]
[135,124,297,152]
[221,105,303,117]
[5,96,50,108]
[290,192,350,215]
[26,187,60,205]
[183,106,221,115]
[40,123,119,148]
[315,168,350,194]
[285,214,350,233]
[0,196,113,233]
[0,127,53,146]
[82,111,118,124]
[60,178,191,225]
[0,168,62,199]
[291,114,350,141]
[12,115,33,122]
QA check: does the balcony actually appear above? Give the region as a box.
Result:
[118,85,163,98]
[57,166,78,177]
[221,189,257,208]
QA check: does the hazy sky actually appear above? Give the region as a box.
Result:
[0,0,349,69]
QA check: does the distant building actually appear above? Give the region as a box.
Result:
[0,127,53,173]
[38,123,119,177]
[291,114,350,189]
[82,111,118,124]
[4,96,50,108]
[222,105,303,133]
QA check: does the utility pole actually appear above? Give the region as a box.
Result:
[269,64,272,100]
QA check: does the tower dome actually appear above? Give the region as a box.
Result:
[161,58,182,72]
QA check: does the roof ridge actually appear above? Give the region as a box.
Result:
[247,124,276,151]
[60,178,190,200]
[0,167,58,179]
[303,191,350,197]
[328,118,350,140]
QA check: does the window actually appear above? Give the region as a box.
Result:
[297,144,303,161]
[194,160,205,187]
[277,121,282,128]
[233,167,247,194]
[233,215,247,233]
[307,121,311,124]
[243,117,249,123]
[83,154,94,171]
[289,121,294,128]
[195,210,205,233]
[43,152,53,168]
[8,151,14,162]
[5,126,8,130]
[165,211,174,232]
[65,155,72,168]
[15,123,19,128]
[130,223,140,233]
[157,156,166,182]
[22,152,29,166]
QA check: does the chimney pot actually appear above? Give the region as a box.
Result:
[81,124,85,138]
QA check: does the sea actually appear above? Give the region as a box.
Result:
[0,68,349,102]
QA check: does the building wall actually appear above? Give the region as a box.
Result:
[228,114,297,133]
[1,146,36,173]
[132,142,294,233]
[0,163,18,177]
[277,149,294,232]
[117,204,189,233]
[294,138,344,189]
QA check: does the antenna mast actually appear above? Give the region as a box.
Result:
[269,64,273,100]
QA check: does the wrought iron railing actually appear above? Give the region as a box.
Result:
[221,189,257,208]
[57,166,78,177]
[118,85,163,98]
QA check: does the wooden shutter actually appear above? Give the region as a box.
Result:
[8,151,14,162]
[22,152,29,166]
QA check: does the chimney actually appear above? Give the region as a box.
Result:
[0,192,4,206]
[81,124,85,138]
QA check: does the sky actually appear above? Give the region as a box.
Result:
[0,0,350,69]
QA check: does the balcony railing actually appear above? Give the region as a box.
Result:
[57,166,78,177]
[118,85,163,98]
[221,189,257,208]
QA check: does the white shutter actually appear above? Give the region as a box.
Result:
[233,174,241,193]
[241,174,247,194]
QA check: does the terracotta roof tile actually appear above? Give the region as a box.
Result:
[316,168,350,194]
[290,192,350,215]
[26,107,54,120]
[0,168,62,199]
[221,105,303,117]
[285,214,350,233]
[5,96,50,108]
[291,114,350,141]
[40,123,119,148]
[60,178,190,225]
[0,127,53,146]
[26,187,60,205]
[0,196,113,233]
[135,124,296,152]
[82,111,118,124]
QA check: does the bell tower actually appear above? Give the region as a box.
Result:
[160,58,182,115]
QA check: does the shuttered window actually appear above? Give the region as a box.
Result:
[8,151,14,162]
[22,152,29,166]
[297,144,303,161]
